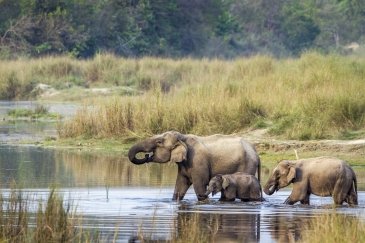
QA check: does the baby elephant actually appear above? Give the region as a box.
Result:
[205,172,262,201]
[264,156,358,205]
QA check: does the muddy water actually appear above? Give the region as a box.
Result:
[1,145,365,242]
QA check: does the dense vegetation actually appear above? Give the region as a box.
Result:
[301,213,365,243]
[0,188,83,242]
[44,53,365,140]
[1,52,364,140]
[0,0,364,58]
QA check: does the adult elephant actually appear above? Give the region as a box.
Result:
[128,131,261,201]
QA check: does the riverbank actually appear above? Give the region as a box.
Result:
[1,100,363,167]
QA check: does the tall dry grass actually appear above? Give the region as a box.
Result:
[301,213,365,243]
[56,52,365,140]
[1,52,364,139]
[0,187,89,242]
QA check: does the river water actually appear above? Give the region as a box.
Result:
[1,101,365,242]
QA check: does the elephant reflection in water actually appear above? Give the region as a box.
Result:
[57,151,176,187]
[175,212,261,242]
[266,214,309,243]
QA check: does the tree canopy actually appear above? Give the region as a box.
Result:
[0,0,364,58]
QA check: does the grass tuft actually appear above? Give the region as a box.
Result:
[7,105,61,120]
[301,213,365,243]
[0,187,98,242]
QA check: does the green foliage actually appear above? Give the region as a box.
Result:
[280,2,320,55]
[0,0,363,58]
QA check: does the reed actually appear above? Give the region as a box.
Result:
[34,189,76,242]
[0,187,93,242]
[1,52,364,140]
[0,188,28,241]
[301,213,365,243]
[171,213,217,243]
[58,53,365,140]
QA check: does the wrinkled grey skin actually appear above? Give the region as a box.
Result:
[205,172,263,202]
[264,157,358,205]
[128,131,261,201]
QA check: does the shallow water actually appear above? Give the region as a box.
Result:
[0,101,78,143]
[1,101,365,242]
[1,145,365,242]
[0,101,78,118]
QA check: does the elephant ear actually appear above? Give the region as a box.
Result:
[287,166,296,183]
[170,141,187,163]
[222,177,230,190]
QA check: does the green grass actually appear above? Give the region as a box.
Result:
[7,105,61,120]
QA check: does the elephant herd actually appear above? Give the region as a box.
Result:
[128,131,358,206]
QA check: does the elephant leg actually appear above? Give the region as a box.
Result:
[172,173,191,201]
[300,194,310,205]
[219,192,227,201]
[284,196,297,205]
[332,177,350,205]
[284,183,310,205]
[345,183,358,206]
[219,194,235,201]
[192,176,209,201]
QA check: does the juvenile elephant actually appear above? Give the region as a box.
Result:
[128,131,261,201]
[205,172,263,202]
[263,157,358,205]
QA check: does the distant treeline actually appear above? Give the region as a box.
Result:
[0,0,364,58]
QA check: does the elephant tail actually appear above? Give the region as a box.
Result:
[259,183,263,201]
[353,171,358,196]
[257,157,261,183]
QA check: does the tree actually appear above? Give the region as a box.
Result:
[280,2,320,55]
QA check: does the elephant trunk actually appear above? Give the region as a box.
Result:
[263,182,277,195]
[128,141,154,165]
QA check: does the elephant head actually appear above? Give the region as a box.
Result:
[128,131,187,165]
[205,174,230,196]
[264,160,296,195]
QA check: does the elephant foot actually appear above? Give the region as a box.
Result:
[197,195,208,201]
[284,197,296,205]
[219,198,235,202]
[172,193,185,201]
